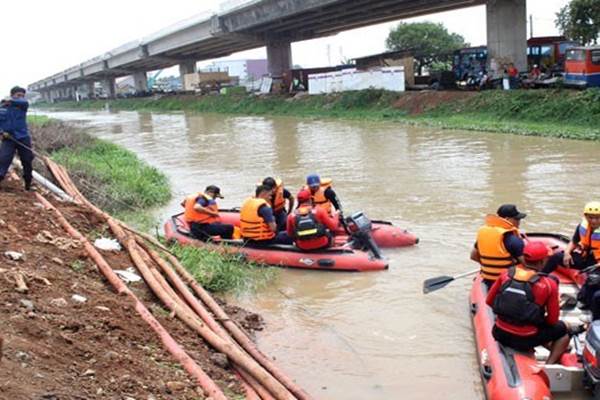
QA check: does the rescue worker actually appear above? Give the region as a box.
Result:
[0,87,33,191]
[486,241,572,365]
[542,202,600,320]
[286,189,339,251]
[304,173,341,215]
[543,202,600,274]
[471,204,526,287]
[240,185,293,246]
[182,185,234,241]
[262,177,294,231]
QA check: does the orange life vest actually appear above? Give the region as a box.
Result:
[304,178,333,214]
[270,178,286,213]
[579,218,600,260]
[476,215,520,281]
[240,198,275,241]
[183,193,219,224]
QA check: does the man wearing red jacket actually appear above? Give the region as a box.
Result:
[486,241,570,364]
[287,189,339,251]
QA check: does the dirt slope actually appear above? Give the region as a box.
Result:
[0,175,262,400]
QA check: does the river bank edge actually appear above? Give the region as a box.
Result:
[37,88,600,140]
[28,116,275,294]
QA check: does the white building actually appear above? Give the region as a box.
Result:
[202,59,268,85]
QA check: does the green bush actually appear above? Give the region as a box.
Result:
[169,244,276,293]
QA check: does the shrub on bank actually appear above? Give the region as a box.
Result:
[169,244,275,293]
[28,117,171,220]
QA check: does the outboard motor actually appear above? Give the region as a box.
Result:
[345,212,384,260]
[583,321,600,397]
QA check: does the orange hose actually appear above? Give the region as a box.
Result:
[44,157,302,400]
[163,250,312,400]
[138,239,276,399]
[106,218,295,400]
[34,192,228,400]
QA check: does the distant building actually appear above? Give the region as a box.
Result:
[202,59,268,84]
[154,76,182,92]
[352,50,415,86]
[116,76,135,95]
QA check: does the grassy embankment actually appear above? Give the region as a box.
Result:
[28,116,273,293]
[39,88,600,139]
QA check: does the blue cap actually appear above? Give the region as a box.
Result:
[306,174,321,187]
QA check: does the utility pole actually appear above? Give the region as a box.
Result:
[529,14,533,38]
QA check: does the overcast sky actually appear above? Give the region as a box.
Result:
[2,0,568,96]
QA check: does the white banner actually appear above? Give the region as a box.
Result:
[308,67,405,94]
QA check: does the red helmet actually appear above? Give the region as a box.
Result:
[296,189,311,203]
[523,241,550,262]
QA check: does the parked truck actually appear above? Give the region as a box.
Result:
[452,36,579,81]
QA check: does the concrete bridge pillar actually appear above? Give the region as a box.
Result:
[179,60,197,88]
[133,71,148,93]
[486,0,527,76]
[102,77,116,98]
[70,85,78,101]
[85,82,95,99]
[266,39,292,80]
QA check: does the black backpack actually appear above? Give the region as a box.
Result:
[294,210,326,240]
[492,267,546,326]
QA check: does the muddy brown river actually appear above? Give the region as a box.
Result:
[37,109,599,399]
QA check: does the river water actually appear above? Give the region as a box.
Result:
[37,109,599,399]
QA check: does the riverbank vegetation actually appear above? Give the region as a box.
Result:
[29,116,170,227]
[169,244,275,294]
[38,88,600,140]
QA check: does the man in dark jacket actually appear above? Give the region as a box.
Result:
[0,86,33,190]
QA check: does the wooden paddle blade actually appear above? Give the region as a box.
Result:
[423,276,454,294]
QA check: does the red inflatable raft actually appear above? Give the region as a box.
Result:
[471,232,589,400]
[164,214,389,272]
[216,209,418,248]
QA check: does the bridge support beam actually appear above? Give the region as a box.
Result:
[102,77,116,99]
[85,82,95,99]
[133,71,148,93]
[486,0,527,76]
[266,39,292,80]
[179,60,197,88]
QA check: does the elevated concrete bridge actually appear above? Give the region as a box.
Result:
[29,0,526,100]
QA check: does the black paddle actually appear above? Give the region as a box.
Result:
[423,269,480,294]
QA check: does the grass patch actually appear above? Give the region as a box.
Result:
[51,139,170,213]
[70,260,86,272]
[28,117,171,230]
[169,243,276,294]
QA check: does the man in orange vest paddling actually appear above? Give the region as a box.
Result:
[486,241,572,365]
[182,185,234,241]
[471,204,526,287]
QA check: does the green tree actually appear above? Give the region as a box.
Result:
[556,0,600,45]
[386,22,467,75]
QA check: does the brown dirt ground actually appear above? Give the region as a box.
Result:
[0,176,263,400]
[392,90,476,115]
